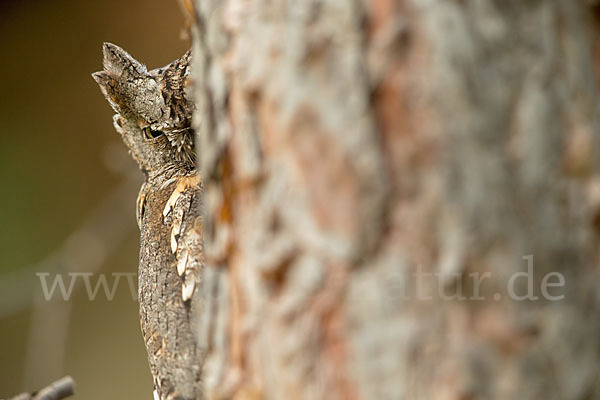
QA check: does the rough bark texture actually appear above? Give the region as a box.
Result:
[188,0,600,399]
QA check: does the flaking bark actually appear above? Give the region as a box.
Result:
[188,1,600,398]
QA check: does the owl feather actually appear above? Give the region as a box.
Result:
[93,43,204,400]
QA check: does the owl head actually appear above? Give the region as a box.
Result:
[93,43,195,175]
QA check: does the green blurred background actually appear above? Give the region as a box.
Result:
[0,0,188,397]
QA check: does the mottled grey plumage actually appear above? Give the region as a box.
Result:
[93,43,204,400]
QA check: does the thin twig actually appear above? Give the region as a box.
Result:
[10,376,75,400]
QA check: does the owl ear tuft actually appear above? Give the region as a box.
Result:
[92,70,125,114]
[91,70,110,89]
[102,42,147,78]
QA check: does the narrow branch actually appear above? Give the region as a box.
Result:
[10,376,75,400]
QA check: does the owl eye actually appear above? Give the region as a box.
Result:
[143,126,164,140]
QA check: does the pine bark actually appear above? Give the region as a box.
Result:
[188,1,600,398]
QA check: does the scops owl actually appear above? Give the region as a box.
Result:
[93,43,204,400]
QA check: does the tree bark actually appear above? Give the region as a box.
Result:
[187,0,600,398]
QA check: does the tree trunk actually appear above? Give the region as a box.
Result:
[187,0,600,398]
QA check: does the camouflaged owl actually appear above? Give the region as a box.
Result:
[93,43,204,400]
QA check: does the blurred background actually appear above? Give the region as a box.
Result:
[0,0,188,397]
